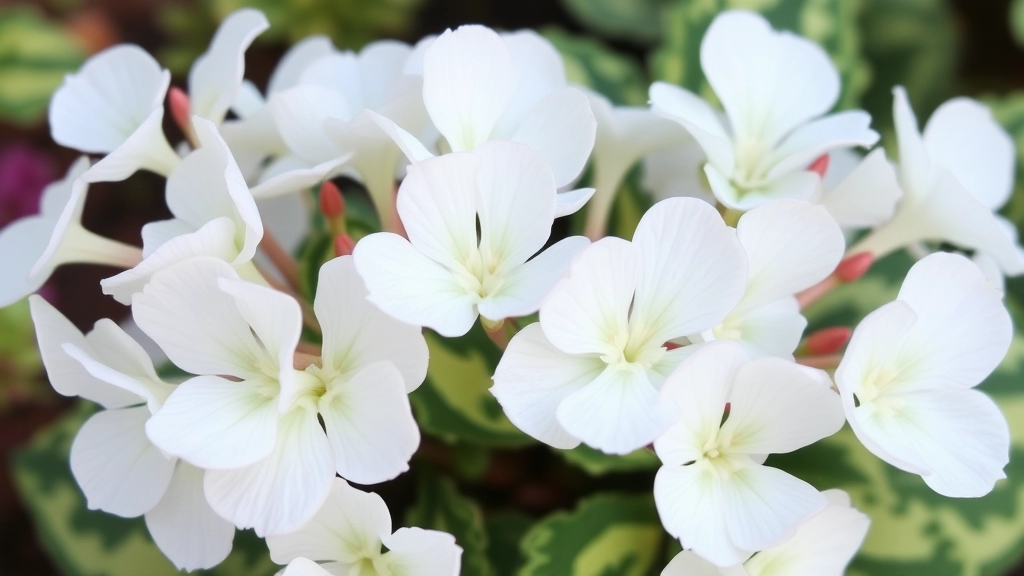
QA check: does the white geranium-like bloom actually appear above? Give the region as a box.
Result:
[268,37,426,231]
[661,490,869,576]
[353,141,590,337]
[374,25,598,217]
[711,200,845,358]
[582,88,688,239]
[101,117,264,304]
[49,45,180,180]
[491,197,747,455]
[649,10,878,211]
[0,157,143,307]
[653,341,846,567]
[851,88,1024,276]
[28,296,233,571]
[268,478,462,576]
[836,252,1012,497]
[136,256,427,536]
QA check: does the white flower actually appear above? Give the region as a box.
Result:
[661,490,869,576]
[28,296,233,571]
[649,10,878,211]
[582,88,687,239]
[641,137,714,207]
[653,341,846,567]
[374,25,598,216]
[136,256,426,535]
[835,252,1012,497]
[0,157,142,307]
[269,38,426,231]
[101,117,264,304]
[49,45,179,180]
[353,141,590,337]
[711,200,845,358]
[490,197,747,455]
[267,478,462,576]
[851,88,1024,276]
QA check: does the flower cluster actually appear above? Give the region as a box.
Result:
[2,7,1018,575]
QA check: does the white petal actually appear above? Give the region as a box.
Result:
[218,276,303,405]
[423,25,513,151]
[352,233,477,337]
[320,362,419,484]
[701,11,838,145]
[556,365,675,455]
[476,141,557,270]
[655,341,748,467]
[396,152,479,271]
[892,86,930,195]
[478,236,590,321]
[539,237,639,356]
[82,107,179,179]
[923,97,1014,210]
[358,40,414,110]
[70,406,174,517]
[894,252,1012,388]
[282,558,335,576]
[743,489,869,576]
[383,527,463,576]
[145,463,235,572]
[249,155,350,199]
[723,464,827,554]
[49,45,170,154]
[716,298,806,359]
[267,35,335,95]
[102,217,239,305]
[662,551,744,576]
[630,198,747,347]
[62,339,173,414]
[188,8,269,123]
[820,148,902,229]
[145,375,278,469]
[270,85,350,165]
[315,256,428,391]
[361,109,435,164]
[641,141,713,206]
[649,82,734,175]
[510,87,596,188]
[711,166,821,212]
[267,477,391,565]
[721,357,844,455]
[765,111,879,180]
[28,296,139,408]
[204,404,335,536]
[554,187,596,218]
[493,29,566,136]
[140,218,195,256]
[491,323,605,449]
[735,200,844,309]
[132,257,262,379]
[0,215,56,307]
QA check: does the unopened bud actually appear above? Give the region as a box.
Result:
[334,233,355,257]
[168,87,192,139]
[805,327,852,356]
[836,252,874,283]
[319,181,344,218]
[808,154,830,179]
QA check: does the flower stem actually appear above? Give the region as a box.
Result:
[259,230,301,293]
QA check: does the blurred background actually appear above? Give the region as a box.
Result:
[2,0,1024,574]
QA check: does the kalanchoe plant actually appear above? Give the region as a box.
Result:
[4,6,1023,575]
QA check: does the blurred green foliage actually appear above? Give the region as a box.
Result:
[0,6,83,125]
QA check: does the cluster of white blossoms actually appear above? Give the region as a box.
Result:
[1,6,1019,575]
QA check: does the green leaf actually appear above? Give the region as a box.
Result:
[859,0,958,134]
[11,402,278,576]
[486,511,533,576]
[559,445,660,476]
[649,0,870,110]
[541,28,649,106]
[558,0,669,44]
[410,324,533,448]
[520,492,666,576]
[406,471,495,576]
[0,7,85,125]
